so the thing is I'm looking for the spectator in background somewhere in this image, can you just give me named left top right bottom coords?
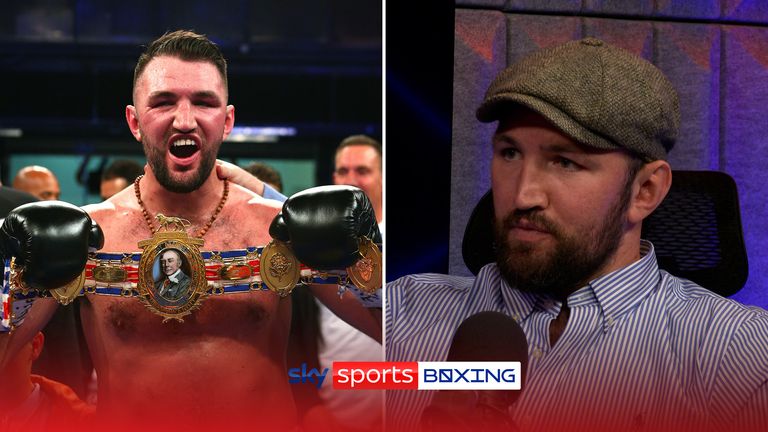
left=100, top=159, right=144, bottom=200
left=289, top=134, right=385, bottom=432
left=12, top=166, right=61, bottom=201
left=0, top=331, right=94, bottom=430
left=319, top=134, right=383, bottom=431
left=333, top=135, right=383, bottom=225
left=243, top=161, right=283, bottom=193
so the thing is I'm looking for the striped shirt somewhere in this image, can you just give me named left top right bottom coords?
left=386, top=241, right=768, bottom=431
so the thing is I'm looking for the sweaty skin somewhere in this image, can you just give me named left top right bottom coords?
left=83, top=176, right=292, bottom=430
left=2, top=51, right=381, bottom=430
left=71, top=52, right=302, bottom=429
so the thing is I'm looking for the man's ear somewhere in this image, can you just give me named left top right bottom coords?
left=30, top=332, right=44, bottom=362
left=222, top=105, right=235, bottom=140
left=126, top=105, right=141, bottom=142
left=626, top=160, right=672, bottom=225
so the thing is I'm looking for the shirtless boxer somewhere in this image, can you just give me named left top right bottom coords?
left=2, top=30, right=380, bottom=431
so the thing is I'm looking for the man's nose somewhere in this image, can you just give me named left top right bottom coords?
left=173, top=101, right=197, bottom=132
left=510, top=163, right=548, bottom=211
left=344, top=173, right=361, bottom=187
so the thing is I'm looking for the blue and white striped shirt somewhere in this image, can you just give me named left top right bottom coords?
left=386, top=241, right=768, bottom=431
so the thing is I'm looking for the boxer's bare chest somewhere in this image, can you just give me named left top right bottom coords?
left=83, top=201, right=286, bottom=342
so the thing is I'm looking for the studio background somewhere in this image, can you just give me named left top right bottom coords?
left=386, top=1, right=768, bottom=310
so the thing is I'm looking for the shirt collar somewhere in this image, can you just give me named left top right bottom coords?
left=488, top=240, right=661, bottom=330
left=587, top=239, right=660, bottom=330
left=168, top=269, right=182, bottom=283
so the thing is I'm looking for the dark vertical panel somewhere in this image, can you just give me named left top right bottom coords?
left=386, top=0, right=454, bottom=280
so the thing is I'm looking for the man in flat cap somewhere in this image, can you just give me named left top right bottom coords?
left=386, top=38, right=768, bottom=431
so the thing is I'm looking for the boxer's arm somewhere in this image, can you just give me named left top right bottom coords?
left=216, top=159, right=266, bottom=196
left=0, top=201, right=103, bottom=366
left=270, top=185, right=383, bottom=340
left=262, top=183, right=287, bottom=202
left=216, top=159, right=288, bottom=201
left=309, top=285, right=381, bottom=343
left=0, top=298, right=57, bottom=368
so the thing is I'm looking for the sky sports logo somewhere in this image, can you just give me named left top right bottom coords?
left=288, top=361, right=521, bottom=390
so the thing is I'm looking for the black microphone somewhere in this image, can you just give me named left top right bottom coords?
left=420, top=311, right=528, bottom=432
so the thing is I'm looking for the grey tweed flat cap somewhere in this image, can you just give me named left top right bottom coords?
left=476, top=37, right=680, bottom=161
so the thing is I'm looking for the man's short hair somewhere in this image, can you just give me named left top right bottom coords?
left=102, top=159, right=144, bottom=183
left=133, top=30, right=228, bottom=95
left=335, top=135, right=382, bottom=166
left=243, top=162, right=283, bottom=193
left=162, top=249, right=182, bottom=260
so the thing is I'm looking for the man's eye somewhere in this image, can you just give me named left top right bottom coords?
left=499, top=148, right=519, bottom=160
left=554, top=157, right=579, bottom=170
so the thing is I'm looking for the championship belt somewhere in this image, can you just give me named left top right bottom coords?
left=2, top=216, right=383, bottom=325
left=260, top=239, right=301, bottom=297
left=262, top=235, right=382, bottom=309
left=262, top=235, right=382, bottom=295
left=346, top=236, right=382, bottom=294
left=2, top=259, right=39, bottom=333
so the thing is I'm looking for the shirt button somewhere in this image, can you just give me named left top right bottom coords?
left=532, top=347, right=543, bottom=359
left=606, top=316, right=615, bottom=327
left=581, top=37, right=603, bottom=47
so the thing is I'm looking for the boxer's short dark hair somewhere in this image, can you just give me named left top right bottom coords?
left=133, top=30, right=228, bottom=95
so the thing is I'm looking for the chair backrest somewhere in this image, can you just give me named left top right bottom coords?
left=461, top=170, right=748, bottom=296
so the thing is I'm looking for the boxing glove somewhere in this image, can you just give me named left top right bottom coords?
left=0, top=201, right=103, bottom=290
left=269, top=185, right=380, bottom=270
left=89, top=218, right=105, bottom=252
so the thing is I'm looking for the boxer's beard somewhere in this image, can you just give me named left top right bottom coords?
left=142, top=136, right=219, bottom=193
left=494, top=183, right=632, bottom=299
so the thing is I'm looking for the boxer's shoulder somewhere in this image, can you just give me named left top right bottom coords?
left=198, top=186, right=279, bottom=247
left=83, top=190, right=146, bottom=250
left=85, top=189, right=141, bottom=221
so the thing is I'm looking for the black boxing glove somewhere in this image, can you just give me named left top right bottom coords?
left=89, top=218, right=105, bottom=252
left=269, top=185, right=380, bottom=270
left=0, top=201, right=103, bottom=290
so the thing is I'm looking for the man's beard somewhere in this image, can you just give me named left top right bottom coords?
left=494, top=185, right=631, bottom=299
left=143, top=136, right=219, bottom=193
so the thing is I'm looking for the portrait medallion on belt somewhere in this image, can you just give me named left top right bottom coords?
left=137, top=215, right=207, bottom=322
